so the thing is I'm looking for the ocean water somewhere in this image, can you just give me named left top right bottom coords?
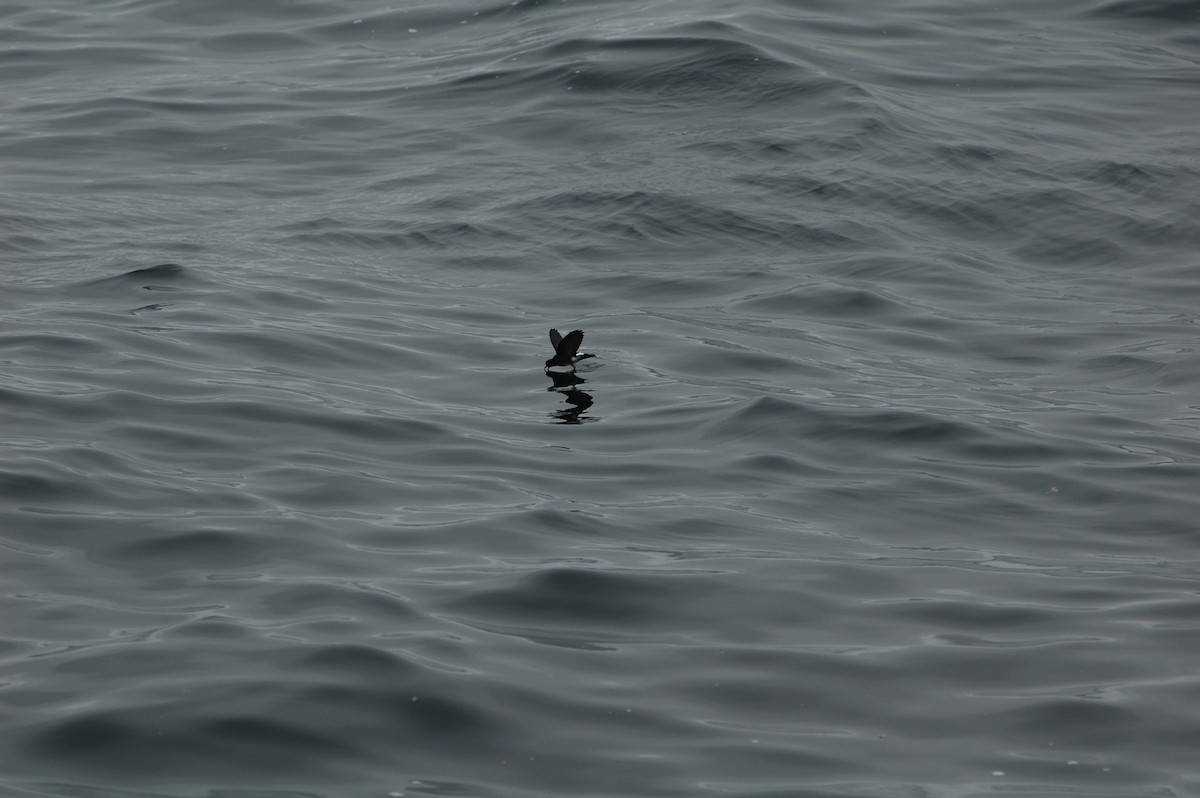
left=3, top=0, right=1199, bottom=796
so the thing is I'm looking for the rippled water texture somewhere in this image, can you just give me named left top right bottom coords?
left=3, top=0, right=1199, bottom=796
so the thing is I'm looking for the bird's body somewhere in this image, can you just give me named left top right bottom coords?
left=545, top=328, right=595, bottom=370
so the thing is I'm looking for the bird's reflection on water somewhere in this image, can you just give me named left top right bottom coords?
left=545, top=369, right=594, bottom=424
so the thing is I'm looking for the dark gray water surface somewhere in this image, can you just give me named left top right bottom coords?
left=3, top=1, right=1199, bottom=796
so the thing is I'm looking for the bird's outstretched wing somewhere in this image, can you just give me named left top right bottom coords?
left=558, top=329, right=585, bottom=358
left=549, top=329, right=564, bottom=350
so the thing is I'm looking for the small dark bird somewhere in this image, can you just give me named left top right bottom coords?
left=545, top=328, right=595, bottom=370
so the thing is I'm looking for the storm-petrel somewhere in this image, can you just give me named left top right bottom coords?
left=545, top=328, right=595, bottom=370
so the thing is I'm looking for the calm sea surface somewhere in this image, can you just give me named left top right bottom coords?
left=3, top=0, right=1199, bottom=796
